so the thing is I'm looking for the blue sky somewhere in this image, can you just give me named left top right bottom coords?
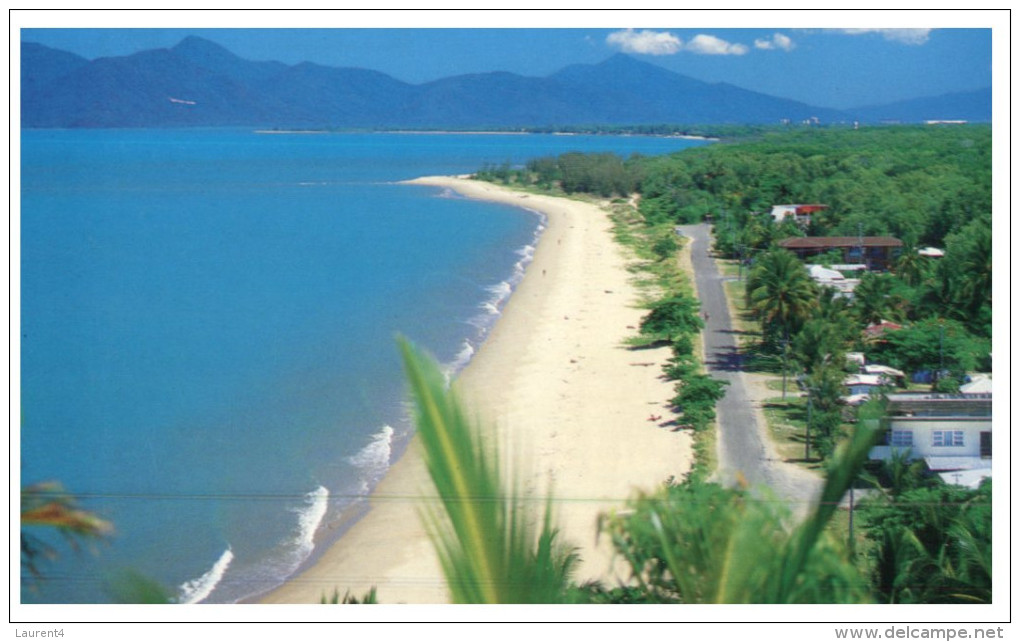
left=18, top=11, right=1000, bottom=110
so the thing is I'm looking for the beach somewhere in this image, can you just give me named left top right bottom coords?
left=259, top=176, right=693, bottom=604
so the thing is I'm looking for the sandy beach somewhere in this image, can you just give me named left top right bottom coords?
left=260, top=176, right=693, bottom=604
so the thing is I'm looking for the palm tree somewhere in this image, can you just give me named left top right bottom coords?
left=793, top=317, right=848, bottom=376
left=949, top=219, right=992, bottom=317
left=859, top=480, right=991, bottom=603
left=745, top=248, right=818, bottom=348
left=853, top=272, right=901, bottom=326
left=893, top=248, right=929, bottom=288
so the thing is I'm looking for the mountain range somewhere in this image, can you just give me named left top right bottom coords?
left=20, top=36, right=992, bottom=129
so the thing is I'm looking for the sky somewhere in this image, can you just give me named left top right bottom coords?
left=16, top=10, right=1001, bottom=111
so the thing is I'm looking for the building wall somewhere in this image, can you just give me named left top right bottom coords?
left=886, top=417, right=992, bottom=458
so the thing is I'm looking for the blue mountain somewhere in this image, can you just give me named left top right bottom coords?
left=846, top=87, right=993, bottom=123
left=20, top=37, right=991, bottom=129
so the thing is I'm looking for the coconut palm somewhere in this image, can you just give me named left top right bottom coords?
left=745, top=248, right=818, bottom=348
left=948, top=219, right=992, bottom=318
left=859, top=480, right=991, bottom=603
left=893, top=248, right=930, bottom=288
left=853, top=272, right=902, bottom=326
left=793, top=316, right=848, bottom=376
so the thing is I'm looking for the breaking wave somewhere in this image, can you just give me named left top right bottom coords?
left=178, top=546, right=234, bottom=604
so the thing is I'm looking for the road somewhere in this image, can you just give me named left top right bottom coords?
left=678, top=223, right=823, bottom=516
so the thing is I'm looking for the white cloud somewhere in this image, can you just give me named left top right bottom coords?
left=754, top=33, right=795, bottom=51
left=606, top=29, right=753, bottom=57
left=606, top=29, right=682, bottom=55
left=684, top=34, right=749, bottom=56
left=837, top=28, right=933, bottom=45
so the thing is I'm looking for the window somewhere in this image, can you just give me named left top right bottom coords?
left=932, top=430, right=964, bottom=447
left=890, top=431, right=913, bottom=447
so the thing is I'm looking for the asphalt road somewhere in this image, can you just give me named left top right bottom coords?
left=678, top=223, right=823, bottom=515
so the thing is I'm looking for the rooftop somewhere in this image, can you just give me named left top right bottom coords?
left=779, top=236, right=904, bottom=250
left=887, top=392, right=992, bottom=417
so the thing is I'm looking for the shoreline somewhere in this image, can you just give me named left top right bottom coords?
left=258, top=177, right=693, bottom=604
left=250, top=129, right=718, bottom=141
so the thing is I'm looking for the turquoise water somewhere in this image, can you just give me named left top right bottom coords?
left=19, top=129, right=706, bottom=603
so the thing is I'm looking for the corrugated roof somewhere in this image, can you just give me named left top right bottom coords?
left=778, top=236, right=904, bottom=249
left=924, top=456, right=990, bottom=471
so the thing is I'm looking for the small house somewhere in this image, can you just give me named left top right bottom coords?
left=869, top=391, right=993, bottom=486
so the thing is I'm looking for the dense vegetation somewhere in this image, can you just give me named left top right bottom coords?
left=466, top=124, right=992, bottom=605
left=481, top=125, right=991, bottom=255
left=479, top=124, right=993, bottom=372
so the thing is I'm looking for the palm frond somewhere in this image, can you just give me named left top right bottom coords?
left=21, top=482, right=114, bottom=538
left=769, top=410, right=881, bottom=601
left=398, top=337, right=578, bottom=603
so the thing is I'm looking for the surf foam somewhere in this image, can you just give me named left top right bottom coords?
left=178, top=546, right=234, bottom=604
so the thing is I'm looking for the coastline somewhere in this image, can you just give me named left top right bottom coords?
left=259, top=176, right=693, bottom=604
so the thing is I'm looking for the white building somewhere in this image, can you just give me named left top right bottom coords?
left=770, top=203, right=827, bottom=227
left=808, top=264, right=859, bottom=296
left=869, top=392, right=992, bottom=485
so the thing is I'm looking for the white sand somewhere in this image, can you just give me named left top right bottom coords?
left=259, top=177, right=692, bottom=604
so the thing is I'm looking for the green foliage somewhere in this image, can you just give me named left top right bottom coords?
left=639, top=291, right=727, bottom=434
left=525, top=155, right=560, bottom=188
left=651, top=233, right=679, bottom=262
left=805, top=249, right=844, bottom=265
left=633, top=125, right=990, bottom=257
left=858, top=480, right=991, bottom=603
left=793, top=317, right=849, bottom=376
left=942, top=215, right=993, bottom=335
left=871, top=317, right=989, bottom=387
left=670, top=374, right=728, bottom=431
left=558, top=152, right=638, bottom=197
left=475, top=160, right=516, bottom=184
left=639, top=294, right=704, bottom=343
left=321, top=587, right=378, bottom=604
left=598, top=419, right=881, bottom=603
left=104, top=571, right=174, bottom=604
left=876, top=449, right=932, bottom=498
left=745, top=248, right=819, bottom=347
left=398, top=338, right=579, bottom=603
left=853, top=272, right=904, bottom=326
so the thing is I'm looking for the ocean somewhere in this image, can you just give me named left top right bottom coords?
left=19, top=129, right=707, bottom=604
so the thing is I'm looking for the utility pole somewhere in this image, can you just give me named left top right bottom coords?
left=781, top=331, right=789, bottom=400
left=805, top=392, right=813, bottom=460
left=848, top=484, right=856, bottom=555
left=857, top=221, right=865, bottom=269
left=940, top=323, right=945, bottom=373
